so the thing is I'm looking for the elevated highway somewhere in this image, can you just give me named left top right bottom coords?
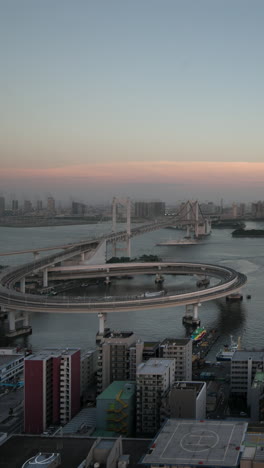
left=0, top=260, right=247, bottom=313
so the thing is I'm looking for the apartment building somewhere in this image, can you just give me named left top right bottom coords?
left=136, top=358, right=175, bottom=436
left=24, top=348, right=80, bottom=434
left=159, top=338, right=192, bottom=381
left=97, top=331, right=143, bottom=393
left=81, top=349, right=97, bottom=396
left=231, top=350, right=264, bottom=405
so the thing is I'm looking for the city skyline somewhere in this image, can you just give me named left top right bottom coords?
left=1, top=1, right=264, bottom=201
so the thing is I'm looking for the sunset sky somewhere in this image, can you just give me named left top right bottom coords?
left=1, top=0, right=264, bottom=203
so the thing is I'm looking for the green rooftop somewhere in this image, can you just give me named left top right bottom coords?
left=97, top=381, right=135, bottom=400
left=253, top=371, right=264, bottom=387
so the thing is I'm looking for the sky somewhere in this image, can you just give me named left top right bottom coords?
left=1, top=0, right=264, bottom=204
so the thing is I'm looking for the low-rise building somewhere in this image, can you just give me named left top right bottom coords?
left=161, top=381, right=206, bottom=420
left=142, top=419, right=248, bottom=468
left=0, top=348, right=24, bottom=384
left=96, top=381, right=136, bottom=436
left=249, top=369, right=264, bottom=421
left=231, top=350, right=264, bottom=405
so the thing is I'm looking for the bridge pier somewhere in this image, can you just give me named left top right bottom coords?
left=104, top=276, right=111, bottom=285
left=20, top=277, right=26, bottom=293
left=33, top=251, right=40, bottom=260
left=98, top=312, right=107, bottom=335
left=43, top=267, right=48, bottom=287
left=8, top=310, right=16, bottom=332
left=182, top=303, right=201, bottom=326
left=155, top=274, right=164, bottom=284
left=6, top=310, right=32, bottom=338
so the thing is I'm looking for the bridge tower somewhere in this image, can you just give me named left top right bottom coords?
left=111, top=197, right=131, bottom=258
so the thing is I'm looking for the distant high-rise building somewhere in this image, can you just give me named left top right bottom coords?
left=36, top=200, right=43, bottom=211
left=232, top=203, right=238, bottom=218
left=23, top=200, right=32, bottom=212
left=24, top=348, right=80, bottom=434
left=0, top=196, right=5, bottom=215
left=12, top=199, right=19, bottom=211
left=134, top=201, right=165, bottom=218
left=72, top=201, right=87, bottom=215
left=47, top=197, right=55, bottom=213
left=239, top=203, right=246, bottom=217
left=251, top=201, right=264, bottom=218
left=136, top=358, right=175, bottom=435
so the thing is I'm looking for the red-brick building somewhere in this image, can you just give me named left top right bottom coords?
left=24, top=348, right=80, bottom=434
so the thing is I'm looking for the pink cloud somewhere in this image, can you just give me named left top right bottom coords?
left=1, top=161, right=264, bottom=186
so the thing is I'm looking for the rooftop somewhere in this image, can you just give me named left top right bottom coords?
left=25, top=348, right=80, bottom=361
left=252, top=371, right=264, bottom=387
left=62, top=408, right=96, bottom=434
left=97, top=381, right=136, bottom=400
left=172, top=381, right=205, bottom=394
left=232, top=350, right=264, bottom=361
left=0, top=436, right=151, bottom=468
left=137, top=359, right=174, bottom=375
left=0, top=354, right=24, bottom=368
left=161, top=338, right=191, bottom=346
left=22, top=452, right=60, bottom=468
left=141, top=419, right=247, bottom=467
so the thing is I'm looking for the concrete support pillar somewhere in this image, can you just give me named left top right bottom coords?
left=33, top=251, right=40, bottom=260
left=81, top=252, right=85, bottom=262
left=183, top=304, right=200, bottom=326
left=43, top=268, right=48, bottom=288
left=8, top=311, right=16, bottom=332
left=20, top=277, right=26, bottom=293
left=193, top=304, right=199, bottom=321
left=155, top=274, right=164, bottom=284
left=98, top=313, right=107, bottom=335
left=22, top=311, right=29, bottom=327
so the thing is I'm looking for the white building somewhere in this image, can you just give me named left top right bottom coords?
left=0, top=348, right=24, bottom=384
left=136, top=358, right=175, bottom=436
left=160, top=338, right=192, bottom=381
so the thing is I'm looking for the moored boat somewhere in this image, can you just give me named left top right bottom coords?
left=216, top=336, right=240, bottom=361
left=156, top=238, right=199, bottom=246
left=191, top=327, right=207, bottom=341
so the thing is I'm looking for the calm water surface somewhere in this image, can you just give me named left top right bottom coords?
left=0, top=221, right=264, bottom=356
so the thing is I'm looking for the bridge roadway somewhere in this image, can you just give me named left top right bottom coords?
left=0, top=258, right=247, bottom=313
left=0, top=216, right=201, bottom=256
